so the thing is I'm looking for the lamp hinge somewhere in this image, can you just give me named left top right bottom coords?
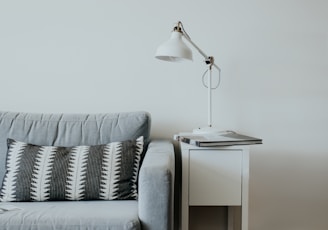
left=205, top=56, right=214, bottom=69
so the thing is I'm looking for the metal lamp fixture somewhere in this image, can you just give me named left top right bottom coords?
left=155, top=21, right=222, bottom=134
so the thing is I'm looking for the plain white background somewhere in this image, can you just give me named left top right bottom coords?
left=0, top=1, right=327, bottom=229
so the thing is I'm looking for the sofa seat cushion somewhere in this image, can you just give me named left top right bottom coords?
left=0, top=200, right=140, bottom=230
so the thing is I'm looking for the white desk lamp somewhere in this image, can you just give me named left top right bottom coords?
left=155, top=21, right=222, bottom=134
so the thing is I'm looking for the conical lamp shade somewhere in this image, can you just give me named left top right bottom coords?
left=155, top=31, right=193, bottom=62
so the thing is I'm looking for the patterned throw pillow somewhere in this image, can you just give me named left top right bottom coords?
left=0, top=137, right=143, bottom=202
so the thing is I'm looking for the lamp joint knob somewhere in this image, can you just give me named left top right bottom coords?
left=205, top=56, right=214, bottom=69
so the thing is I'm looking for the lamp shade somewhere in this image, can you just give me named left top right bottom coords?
left=155, top=31, right=193, bottom=62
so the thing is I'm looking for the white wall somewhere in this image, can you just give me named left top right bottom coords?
left=0, top=0, right=327, bottom=229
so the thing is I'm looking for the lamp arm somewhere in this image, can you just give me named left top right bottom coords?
left=181, top=31, right=221, bottom=129
left=174, top=21, right=222, bottom=130
left=181, top=33, right=221, bottom=72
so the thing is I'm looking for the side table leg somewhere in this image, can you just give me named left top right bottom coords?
left=228, top=206, right=242, bottom=230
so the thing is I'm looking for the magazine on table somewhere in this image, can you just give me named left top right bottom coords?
left=175, top=131, right=262, bottom=147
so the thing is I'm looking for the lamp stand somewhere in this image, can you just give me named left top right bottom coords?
left=208, top=62, right=213, bottom=129
left=192, top=57, right=221, bottom=134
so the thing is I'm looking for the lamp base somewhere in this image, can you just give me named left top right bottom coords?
left=192, top=126, right=231, bottom=135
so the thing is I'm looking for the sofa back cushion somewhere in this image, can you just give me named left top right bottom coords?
left=0, top=111, right=151, bottom=186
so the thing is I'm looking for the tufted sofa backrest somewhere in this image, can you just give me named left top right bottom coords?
left=0, top=111, right=151, bottom=185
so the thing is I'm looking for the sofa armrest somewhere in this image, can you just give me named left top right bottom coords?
left=138, top=140, right=175, bottom=230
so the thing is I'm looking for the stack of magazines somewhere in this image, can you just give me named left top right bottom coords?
left=175, top=131, right=262, bottom=147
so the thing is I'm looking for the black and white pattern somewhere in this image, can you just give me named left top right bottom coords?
left=0, top=137, right=143, bottom=202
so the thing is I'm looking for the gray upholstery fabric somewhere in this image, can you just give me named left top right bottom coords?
left=0, top=111, right=175, bottom=230
left=138, top=141, right=175, bottom=230
left=0, top=201, right=140, bottom=230
left=0, top=111, right=150, bottom=185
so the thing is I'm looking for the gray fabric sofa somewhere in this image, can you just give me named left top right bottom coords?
left=0, top=111, right=175, bottom=230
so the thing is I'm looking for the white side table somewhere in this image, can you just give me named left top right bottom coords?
left=179, top=142, right=250, bottom=230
